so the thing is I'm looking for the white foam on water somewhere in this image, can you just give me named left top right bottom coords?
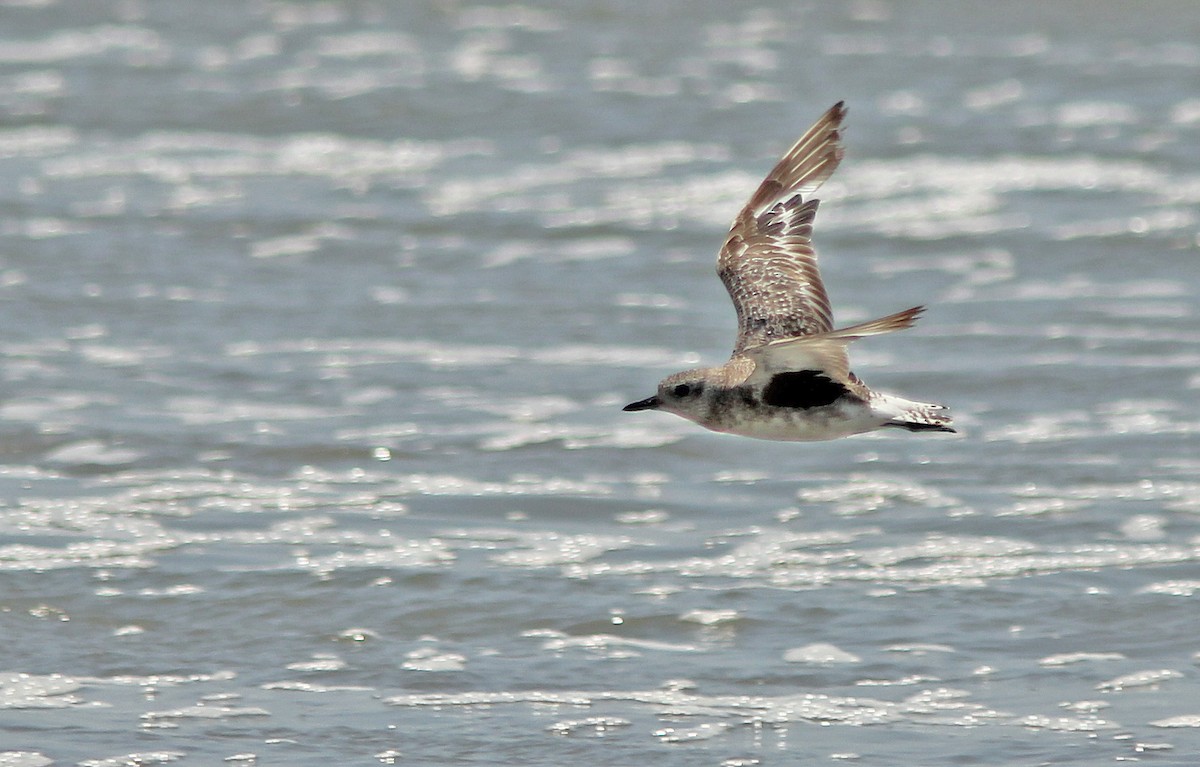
left=489, top=531, right=635, bottom=568
left=587, top=57, right=685, bottom=99
left=43, top=439, right=142, bottom=466
left=140, top=704, right=271, bottom=721
left=533, top=630, right=700, bottom=657
left=482, top=236, right=635, bottom=267
left=546, top=716, right=631, bottom=736
left=1040, top=652, right=1127, bottom=667
left=386, top=473, right=613, bottom=498
left=314, top=31, right=424, bottom=60
left=679, top=609, right=738, bottom=625
left=798, top=474, right=964, bottom=516
left=1119, top=514, right=1167, bottom=541
left=616, top=510, right=669, bottom=525
left=389, top=684, right=1012, bottom=728
left=84, top=670, right=236, bottom=688
left=386, top=689, right=595, bottom=707
left=77, top=754, right=185, bottom=767
left=295, top=540, right=453, bottom=573
left=567, top=526, right=1200, bottom=588
left=566, top=527, right=869, bottom=581
left=614, top=292, right=688, bottom=310
left=1016, top=714, right=1119, bottom=732
left=654, top=722, right=730, bottom=743
left=455, top=5, right=563, bottom=31
left=1052, top=207, right=1197, bottom=240
left=260, top=680, right=374, bottom=693
left=425, top=142, right=730, bottom=220
left=963, top=79, right=1024, bottom=111
left=447, top=30, right=555, bottom=93
left=529, top=344, right=700, bottom=368
left=225, top=336, right=699, bottom=372
left=284, top=654, right=346, bottom=672
left=0, top=540, right=161, bottom=571
left=1150, top=714, right=1200, bottom=728
left=0, top=753, right=54, bottom=767
left=981, top=279, right=1192, bottom=310
left=1055, top=101, right=1140, bottom=128
left=1013, top=478, right=1200, bottom=505
left=713, top=470, right=772, bottom=483
left=249, top=223, right=354, bottom=259
left=480, top=421, right=686, bottom=451
left=0, top=672, right=83, bottom=709
left=0, top=393, right=89, bottom=422
left=873, top=249, right=1016, bottom=301
left=783, top=643, right=862, bottom=665
left=137, top=584, right=203, bottom=597
left=78, top=343, right=173, bottom=367
left=335, top=628, right=379, bottom=643
left=1061, top=700, right=1110, bottom=714
left=1138, top=580, right=1200, bottom=597
left=402, top=646, right=467, bottom=672
left=990, top=405, right=1197, bottom=443
left=883, top=644, right=956, bottom=656
left=856, top=675, right=941, bottom=687
left=0, top=125, right=76, bottom=155
left=1095, top=669, right=1183, bottom=692
left=860, top=536, right=1037, bottom=568
left=0, top=7, right=1195, bottom=766
left=40, top=130, right=488, bottom=189
left=0, top=25, right=164, bottom=65
left=421, top=388, right=579, bottom=422
left=166, top=396, right=351, bottom=425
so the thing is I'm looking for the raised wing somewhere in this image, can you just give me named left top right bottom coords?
left=718, top=101, right=847, bottom=354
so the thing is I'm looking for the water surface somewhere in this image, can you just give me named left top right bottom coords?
left=1, top=1, right=1199, bottom=765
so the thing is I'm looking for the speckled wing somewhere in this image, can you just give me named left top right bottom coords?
left=718, top=101, right=846, bottom=355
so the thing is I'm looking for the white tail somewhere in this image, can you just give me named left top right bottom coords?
left=871, top=392, right=956, bottom=433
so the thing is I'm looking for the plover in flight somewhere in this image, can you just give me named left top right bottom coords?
left=623, top=102, right=955, bottom=440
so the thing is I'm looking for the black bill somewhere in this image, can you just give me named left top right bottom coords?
left=622, top=395, right=661, bottom=412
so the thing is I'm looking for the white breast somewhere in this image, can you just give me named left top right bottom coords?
left=713, top=399, right=884, bottom=442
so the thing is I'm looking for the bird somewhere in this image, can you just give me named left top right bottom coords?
left=622, top=101, right=955, bottom=441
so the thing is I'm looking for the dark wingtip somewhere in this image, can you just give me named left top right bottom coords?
left=901, top=305, right=926, bottom=328
left=828, top=102, right=848, bottom=145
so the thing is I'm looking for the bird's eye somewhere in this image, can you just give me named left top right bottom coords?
left=673, top=384, right=692, bottom=397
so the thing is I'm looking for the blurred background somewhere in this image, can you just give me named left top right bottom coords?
left=1, top=1, right=1198, bottom=764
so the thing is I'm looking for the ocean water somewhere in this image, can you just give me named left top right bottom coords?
left=1, top=1, right=1199, bottom=765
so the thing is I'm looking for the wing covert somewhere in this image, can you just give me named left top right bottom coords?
left=717, top=101, right=847, bottom=354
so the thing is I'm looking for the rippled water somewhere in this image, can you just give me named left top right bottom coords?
left=1, top=1, right=1199, bottom=765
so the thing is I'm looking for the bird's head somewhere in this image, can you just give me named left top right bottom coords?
left=623, top=368, right=713, bottom=422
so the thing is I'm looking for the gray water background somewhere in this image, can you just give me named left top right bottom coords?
left=1, top=1, right=1199, bottom=765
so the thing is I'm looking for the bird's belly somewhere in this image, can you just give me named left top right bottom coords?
left=710, top=399, right=882, bottom=442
